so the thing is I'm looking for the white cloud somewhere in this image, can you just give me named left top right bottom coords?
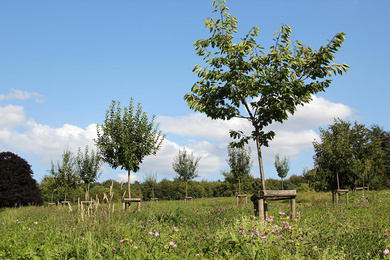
left=280, top=95, right=354, bottom=129
left=116, top=172, right=141, bottom=183
left=0, top=105, right=26, bottom=129
left=0, top=89, right=44, bottom=103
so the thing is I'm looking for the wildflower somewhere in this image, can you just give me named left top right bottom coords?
left=33, top=222, right=38, bottom=225
left=319, top=248, right=323, bottom=252
left=174, top=227, right=179, bottom=232
left=384, top=249, right=389, bottom=256
left=169, top=242, right=177, bottom=248
left=279, top=211, right=285, bottom=216
left=215, top=250, right=218, bottom=254
left=384, top=233, right=389, bottom=238
left=155, top=231, right=159, bottom=237
left=112, top=248, right=116, bottom=252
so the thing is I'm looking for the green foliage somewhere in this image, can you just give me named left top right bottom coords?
left=49, top=147, right=78, bottom=201
left=184, top=0, right=348, bottom=187
left=96, top=99, right=165, bottom=173
left=172, top=148, right=201, bottom=182
left=95, top=99, right=165, bottom=198
left=76, top=146, right=102, bottom=195
left=313, top=119, right=384, bottom=191
left=172, top=148, right=201, bottom=197
left=226, top=146, right=252, bottom=194
left=274, top=153, right=290, bottom=189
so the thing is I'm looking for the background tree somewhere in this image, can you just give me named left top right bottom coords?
left=369, top=125, right=390, bottom=189
left=0, top=151, right=43, bottom=207
left=49, top=147, right=78, bottom=201
left=313, top=119, right=382, bottom=190
left=76, top=145, right=102, bottom=200
left=142, top=171, right=157, bottom=200
left=39, top=174, right=57, bottom=203
left=227, top=146, right=252, bottom=194
left=184, top=0, right=349, bottom=191
left=274, top=153, right=290, bottom=190
left=172, top=148, right=201, bottom=198
left=95, top=99, right=165, bottom=198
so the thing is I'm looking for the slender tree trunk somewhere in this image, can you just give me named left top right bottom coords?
left=128, top=170, right=131, bottom=199
left=65, top=191, right=67, bottom=201
left=256, top=136, right=266, bottom=192
left=186, top=181, right=188, bottom=197
left=281, top=179, right=284, bottom=190
left=336, top=163, right=340, bottom=190
left=239, top=178, right=241, bottom=195
left=362, top=176, right=365, bottom=196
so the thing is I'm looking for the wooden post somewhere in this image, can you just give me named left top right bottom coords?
left=291, top=197, right=296, bottom=220
left=259, top=198, right=264, bottom=220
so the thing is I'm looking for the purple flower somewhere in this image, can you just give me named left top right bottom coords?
left=384, top=249, right=389, bottom=256
left=112, top=248, right=116, bottom=252
left=169, top=242, right=177, bottom=248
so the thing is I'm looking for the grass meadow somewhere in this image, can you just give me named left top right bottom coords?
left=1, top=190, right=390, bottom=259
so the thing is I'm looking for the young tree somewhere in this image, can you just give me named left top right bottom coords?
left=274, top=153, right=290, bottom=190
left=172, top=148, right=201, bottom=197
left=49, top=147, right=78, bottom=201
left=143, top=171, right=157, bottom=200
left=0, top=151, right=43, bottom=207
left=227, top=146, right=252, bottom=194
left=76, top=145, right=102, bottom=200
left=184, top=0, right=348, bottom=191
left=95, top=99, right=165, bottom=198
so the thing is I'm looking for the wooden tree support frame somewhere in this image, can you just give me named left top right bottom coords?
left=184, top=197, right=193, bottom=202
left=331, top=189, right=349, bottom=204
left=354, top=186, right=369, bottom=195
left=236, top=194, right=248, bottom=207
left=251, top=190, right=297, bottom=221
left=122, top=198, right=141, bottom=211
left=61, top=201, right=71, bottom=206
left=80, top=201, right=95, bottom=210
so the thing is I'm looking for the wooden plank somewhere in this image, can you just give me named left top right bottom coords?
left=261, top=190, right=297, bottom=197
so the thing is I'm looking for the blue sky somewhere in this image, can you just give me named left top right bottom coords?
left=1, top=0, right=389, bottom=184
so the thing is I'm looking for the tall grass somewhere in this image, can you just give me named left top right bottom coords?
left=1, top=191, right=389, bottom=259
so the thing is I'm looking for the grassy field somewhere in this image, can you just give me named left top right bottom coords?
left=1, top=190, right=390, bottom=259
